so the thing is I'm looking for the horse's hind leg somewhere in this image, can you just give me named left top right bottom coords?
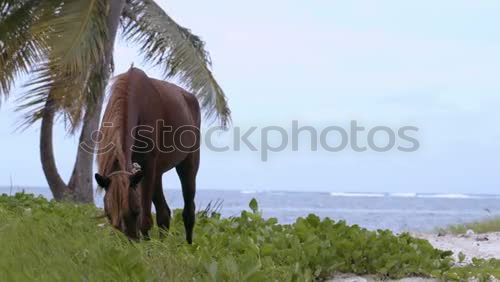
left=153, top=176, right=171, bottom=237
left=175, top=152, right=199, bottom=244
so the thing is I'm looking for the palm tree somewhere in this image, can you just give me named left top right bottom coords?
left=0, top=0, right=230, bottom=203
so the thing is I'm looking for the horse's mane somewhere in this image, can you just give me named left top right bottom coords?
left=96, top=71, right=132, bottom=226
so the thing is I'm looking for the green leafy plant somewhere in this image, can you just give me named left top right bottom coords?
left=1, top=193, right=499, bottom=281
left=458, top=252, right=466, bottom=263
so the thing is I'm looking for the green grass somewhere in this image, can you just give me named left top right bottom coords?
left=0, top=193, right=499, bottom=281
left=437, top=217, right=500, bottom=235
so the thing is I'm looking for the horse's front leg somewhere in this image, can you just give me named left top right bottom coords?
left=139, top=162, right=156, bottom=240
left=153, top=174, right=171, bottom=238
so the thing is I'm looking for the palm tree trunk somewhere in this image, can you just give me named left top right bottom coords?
left=40, top=0, right=126, bottom=203
left=40, top=97, right=69, bottom=201
left=67, top=101, right=103, bottom=203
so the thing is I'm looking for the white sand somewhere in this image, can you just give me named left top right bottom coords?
left=328, top=232, right=500, bottom=282
left=414, top=232, right=500, bottom=264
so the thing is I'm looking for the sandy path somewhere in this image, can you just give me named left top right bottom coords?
left=328, top=232, right=500, bottom=282
left=414, top=232, right=500, bottom=264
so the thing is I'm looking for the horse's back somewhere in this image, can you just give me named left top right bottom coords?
left=125, top=69, right=200, bottom=171
left=149, top=78, right=201, bottom=128
left=123, top=68, right=198, bottom=126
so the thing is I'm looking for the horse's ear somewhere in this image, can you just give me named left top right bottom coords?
left=95, top=173, right=111, bottom=190
left=129, top=171, right=143, bottom=189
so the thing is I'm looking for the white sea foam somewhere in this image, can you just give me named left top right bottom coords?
left=328, top=192, right=491, bottom=199
left=330, top=192, right=386, bottom=197
left=416, top=193, right=478, bottom=199
left=240, top=190, right=257, bottom=194
left=389, top=193, right=417, bottom=197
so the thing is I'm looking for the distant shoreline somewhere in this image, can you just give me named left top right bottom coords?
left=2, top=186, right=500, bottom=199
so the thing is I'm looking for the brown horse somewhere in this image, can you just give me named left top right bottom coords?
left=94, top=67, right=200, bottom=243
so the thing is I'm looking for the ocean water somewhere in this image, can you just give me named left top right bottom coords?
left=2, top=186, right=500, bottom=233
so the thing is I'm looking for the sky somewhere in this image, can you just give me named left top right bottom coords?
left=0, top=0, right=499, bottom=194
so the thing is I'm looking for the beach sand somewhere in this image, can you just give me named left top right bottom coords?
left=328, top=232, right=500, bottom=282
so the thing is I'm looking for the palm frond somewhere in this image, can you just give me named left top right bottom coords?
left=121, top=0, right=231, bottom=128
left=17, top=0, right=109, bottom=129
left=0, top=0, right=50, bottom=101
left=0, top=0, right=33, bottom=18
left=16, top=60, right=108, bottom=132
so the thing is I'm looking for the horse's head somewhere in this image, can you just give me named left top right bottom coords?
left=95, top=171, right=143, bottom=240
